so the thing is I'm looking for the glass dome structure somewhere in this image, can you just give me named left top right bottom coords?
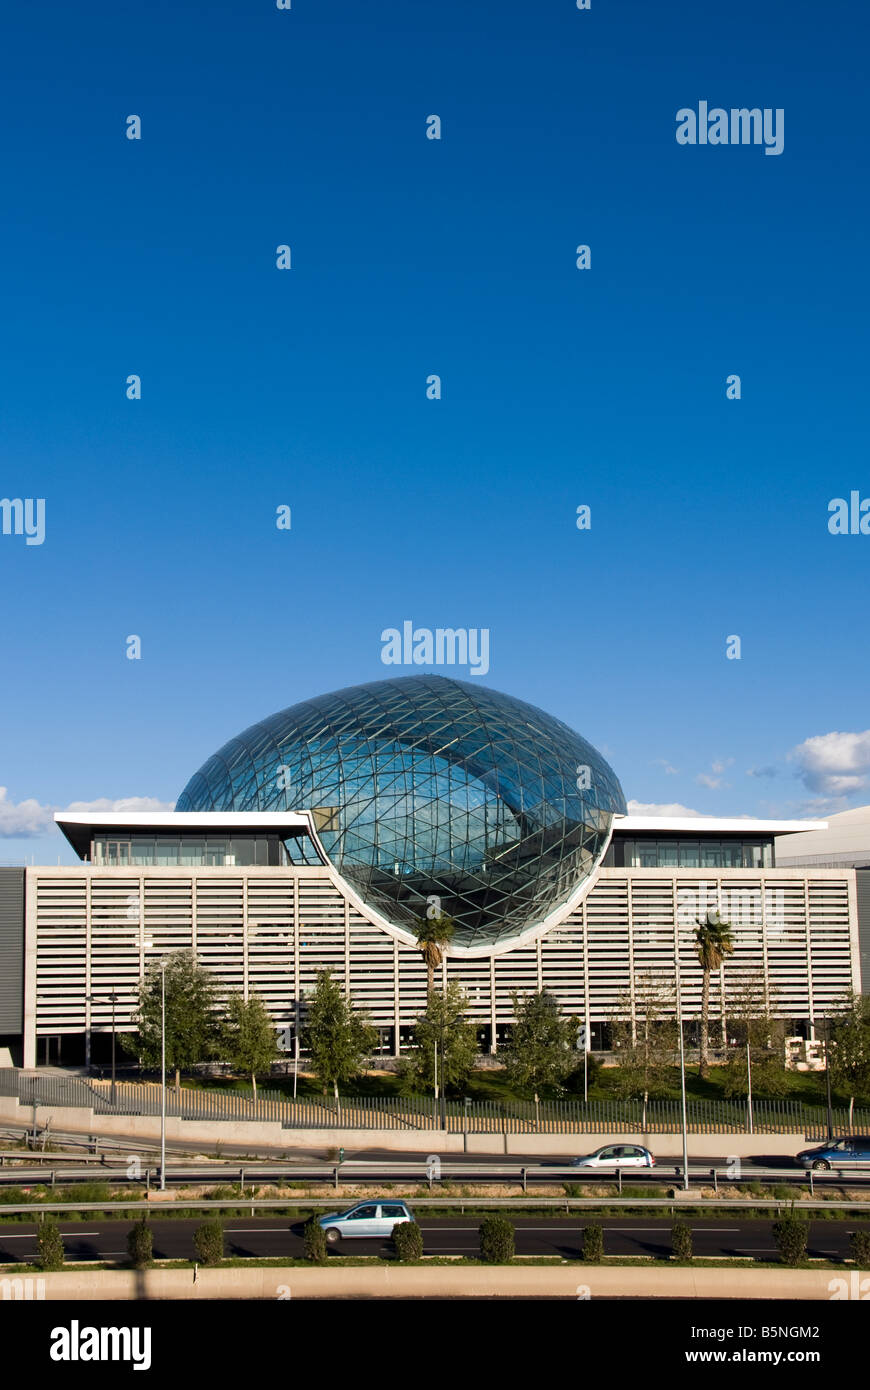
left=176, top=675, right=626, bottom=950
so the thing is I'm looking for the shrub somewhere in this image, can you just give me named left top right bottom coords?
left=671, top=1219, right=693, bottom=1262
left=37, top=1218, right=65, bottom=1271
left=772, top=1210, right=809, bottom=1267
left=479, top=1214, right=515, bottom=1264
left=564, top=1056, right=602, bottom=1094
left=303, top=1215, right=328, bottom=1264
left=582, top=1222, right=604, bottom=1263
left=393, top=1221, right=424, bottom=1262
left=192, top=1219, right=224, bottom=1266
left=127, top=1218, right=153, bottom=1269
left=849, top=1227, right=870, bottom=1268
left=0, top=1186, right=35, bottom=1206
left=58, top=1182, right=110, bottom=1204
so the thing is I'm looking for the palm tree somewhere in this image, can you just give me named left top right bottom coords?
left=694, top=911, right=734, bottom=1078
left=413, top=913, right=455, bottom=995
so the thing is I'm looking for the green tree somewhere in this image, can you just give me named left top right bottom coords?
left=397, top=983, right=477, bottom=1095
left=827, top=994, right=870, bottom=1098
left=221, top=991, right=279, bottom=1102
left=671, top=1219, right=693, bottom=1263
left=724, top=973, right=788, bottom=1100
left=849, top=1227, right=870, bottom=1267
left=694, top=911, right=734, bottom=1078
left=393, top=1221, right=424, bottom=1261
left=193, top=1220, right=224, bottom=1266
left=127, top=1218, right=153, bottom=1269
left=479, top=1214, right=515, bottom=1264
left=582, top=1223, right=604, bottom=1263
left=124, top=950, right=220, bottom=1095
left=610, top=973, right=679, bottom=1103
left=772, top=1209, right=809, bottom=1267
left=304, top=969, right=377, bottom=1103
left=502, top=990, right=576, bottom=1096
left=303, top=1215, right=328, bottom=1264
left=37, top=1218, right=64, bottom=1271
left=413, top=912, right=456, bottom=994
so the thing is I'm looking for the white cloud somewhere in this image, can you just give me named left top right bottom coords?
left=652, top=759, right=680, bottom=776
left=695, top=757, right=734, bottom=790
left=789, top=730, right=870, bottom=796
left=0, top=788, right=55, bottom=837
left=626, top=799, right=704, bottom=817
left=0, top=790, right=175, bottom=839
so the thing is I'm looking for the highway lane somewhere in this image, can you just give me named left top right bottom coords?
left=0, top=1161, right=861, bottom=1189
left=0, top=1217, right=860, bottom=1264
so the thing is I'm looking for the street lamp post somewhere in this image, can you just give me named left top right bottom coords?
left=823, top=1017, right=835, bottom=1142
left=746, top=1040, right=754, bottom=1134
left=155, top=961, right=166, bottom=1189
left=107, top=992, right=119, bottom=1108
left=677, top=1013, right=690, bottom=1192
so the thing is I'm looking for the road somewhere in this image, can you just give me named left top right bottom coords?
left=0, top=1155, right=863, bottom=1189
left=0, top=1216, right=860, bottom=1264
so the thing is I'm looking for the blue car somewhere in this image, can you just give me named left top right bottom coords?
left=796, top=1136, right=870, bottom=1170
left=318, top=1200, right=414, bottom=1245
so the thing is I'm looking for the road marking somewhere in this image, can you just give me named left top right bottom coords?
left=603, top=1227, right=740, bottom=1233
left=0, top=1231, right=100, bottom=1239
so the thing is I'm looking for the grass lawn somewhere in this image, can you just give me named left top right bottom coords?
left=172, top=1065, right=868, bottom=1111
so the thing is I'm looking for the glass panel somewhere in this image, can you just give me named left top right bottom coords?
left=174, top=673, right=627, bottom=949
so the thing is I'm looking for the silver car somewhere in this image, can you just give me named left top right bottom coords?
left=318, top=1200, right=414, bottom=1245
left=571, top=1144, right=655, bottom=1169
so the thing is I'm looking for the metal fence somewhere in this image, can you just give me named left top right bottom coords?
left=1, top=1069, right=866, bottom=1137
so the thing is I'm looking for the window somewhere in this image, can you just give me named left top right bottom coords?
left=621, top=837, right=775, bottom=869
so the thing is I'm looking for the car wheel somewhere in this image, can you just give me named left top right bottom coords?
left=811, top=1159, right=830, bottom=1171
left=325, top=1227, right=341, bottom=1244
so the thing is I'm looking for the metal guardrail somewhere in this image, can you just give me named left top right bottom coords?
left=0, top=1196, right=868, bottom=1215
left=2, top=1069, right=867, bottom=1139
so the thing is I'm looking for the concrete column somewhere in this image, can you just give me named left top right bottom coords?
left=22, top=869, right=38, bottom=1069
left=393, top=936, right=400, bottom=1056
left=84, top=875, right=92, bottom=1069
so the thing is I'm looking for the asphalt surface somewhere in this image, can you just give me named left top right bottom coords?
left=0, top=1155, right=864, bottom=1188
left=0, top=1216, right=861, bottom=1264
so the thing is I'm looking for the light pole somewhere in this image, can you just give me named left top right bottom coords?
left=108, top=992, right=119, bottom=1108
left=141, top=939, right=167, bottom=1189
left=823, top=1017, right=834, bottom=1142
left=677, top=1012, right=690, bottom=1192
left=746, top=1041, right=753, bottom=1135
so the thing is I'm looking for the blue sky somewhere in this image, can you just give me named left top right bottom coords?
left=1, top=0, right=868, bottom=864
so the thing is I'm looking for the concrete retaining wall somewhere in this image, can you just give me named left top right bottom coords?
left=16, top=1265, right=869, bottom=1301
left=0, top=1096, right=808, bottom=1158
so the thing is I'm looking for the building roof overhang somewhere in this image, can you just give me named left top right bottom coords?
left=54, top=811, right=314, bottom=860
left=612, top=815, right=828, bottom=835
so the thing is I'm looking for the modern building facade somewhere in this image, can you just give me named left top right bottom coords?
left=776, top=806, right=870, bottom=996
left=0, top=676, right=863, bottom=1067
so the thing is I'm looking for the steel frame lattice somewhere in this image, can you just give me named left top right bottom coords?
left=177, top=675, right=626, bottom=948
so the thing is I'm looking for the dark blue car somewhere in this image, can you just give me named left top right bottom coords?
left=796, top=1136, right=870, bottom=1170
